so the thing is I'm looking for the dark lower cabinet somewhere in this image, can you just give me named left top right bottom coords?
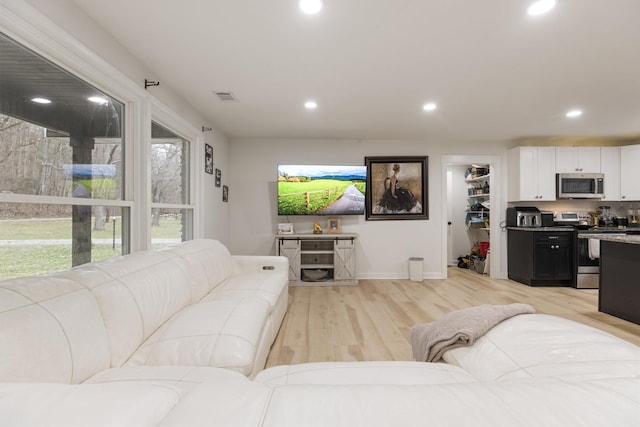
left=599, top=240, right=640, bottom=325
left=508, top=229, right=574, bottom=286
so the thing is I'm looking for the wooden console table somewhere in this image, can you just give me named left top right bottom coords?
left=276, top=233, right=358, bottom=286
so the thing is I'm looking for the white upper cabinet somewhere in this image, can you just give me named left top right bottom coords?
left=600, top=147, right=620, bottom=201
left=620, top=144, right=640, bottom=201
left=555, top=147, right=601, bottom=173
left=507, top=146, right=556, bottom=202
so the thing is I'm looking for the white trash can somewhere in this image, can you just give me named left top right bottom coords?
left=409, top=257, right=424, bottom=282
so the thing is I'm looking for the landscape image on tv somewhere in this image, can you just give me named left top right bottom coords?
left=277, top=165, right=366, bottom=215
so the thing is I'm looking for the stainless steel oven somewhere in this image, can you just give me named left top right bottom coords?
left=575, top=234, right=599, bottom=288
left=575, top=230, right=626, bottom=288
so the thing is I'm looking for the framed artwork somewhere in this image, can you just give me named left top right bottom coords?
left=365, top=156, right=429, bottom=221
left=222, top=185, right=229, bottom=202
left=327, top=218, right=341, bottom=234
left=205, top=144, right=213, bottom=174
left=277, top=223, right=294, bottom=234
left=215, top=168, right=221, bottom=187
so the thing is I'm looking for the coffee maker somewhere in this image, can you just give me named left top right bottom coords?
left=628, top=207, right=639, bottom=228
left=598, top=206, right=613, bottom=227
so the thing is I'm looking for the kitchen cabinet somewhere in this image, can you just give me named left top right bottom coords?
left=620, top=144, right=640, bottom=201
left=507, top=229, right=574, bottom=286
left=533, top=233, right=573, bottom=281
left=600, top=147, right=621, bottom=201
left=507, top=147, right=556, bottom=202
left=555, top=147, right=601, bottom=173
left=276, top=234, right=358, bottom=286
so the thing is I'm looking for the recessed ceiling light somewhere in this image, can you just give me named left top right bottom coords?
left=304, top=100, right=318, bottom=110
left=422, top=102, right=437, bottom=112
left=31, top=97, right=51, bottom=104
left=88, top=96, right=108, bottom=105
left=566, top=109, right=583, bottom=118
left=527, top=0, right=557, bottom=16
left=299, top=0, right=323, bottom=15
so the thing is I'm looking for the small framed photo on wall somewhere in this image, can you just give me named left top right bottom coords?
left=215, top=168, right=221, bottom=187
left=205, top=144, right=213, bottom=174
left=222, top=185, right=229, bottom=202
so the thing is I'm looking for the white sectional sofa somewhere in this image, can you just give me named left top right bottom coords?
left=1, top=239, right=639, bottom=426
left=0, top=239, right=289, bottom=381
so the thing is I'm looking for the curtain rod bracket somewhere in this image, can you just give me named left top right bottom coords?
left=144, top=79, right=160, bottom=89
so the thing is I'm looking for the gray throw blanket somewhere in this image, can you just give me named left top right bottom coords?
left=411, top=303, right=535, bottom=362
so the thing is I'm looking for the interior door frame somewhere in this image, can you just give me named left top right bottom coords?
left=441, top=155, right=502, bottom=280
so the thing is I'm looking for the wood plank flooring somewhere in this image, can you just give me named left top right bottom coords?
left=266, top=267, right=640, bottom=367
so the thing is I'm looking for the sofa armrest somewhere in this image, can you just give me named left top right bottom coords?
left=442, top=314, right=640, bottom=381
left=232, top=255, right=289, bottom=275
left=0, top=382, right=180, bottom=426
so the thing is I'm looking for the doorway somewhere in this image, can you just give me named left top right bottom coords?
left=441, top=155, right=502, bottom=279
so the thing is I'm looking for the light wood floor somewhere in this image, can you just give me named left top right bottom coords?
left=265, top=267, right=640, bottom=367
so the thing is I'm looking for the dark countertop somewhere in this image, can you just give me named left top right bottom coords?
left=508, top=226, right=637, bottom=233
left=507, top=227, right=575, bottom=232
left=576, top=234, right=640, bottom=245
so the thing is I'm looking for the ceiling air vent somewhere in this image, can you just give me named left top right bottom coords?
left=214, top=91, right=238, bottom=102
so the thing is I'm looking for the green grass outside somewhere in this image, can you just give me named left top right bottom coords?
left=0, top=217, right=182, bottom=280
left=0, top=245, right=122, bottom=280
left=0, top=217, right=182, bottom=240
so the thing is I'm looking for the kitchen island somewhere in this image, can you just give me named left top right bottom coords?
left=578, top=234, right=640, bottom=325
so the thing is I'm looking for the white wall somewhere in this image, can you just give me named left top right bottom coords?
left=202, top=130, right=232, bottom=244
left=229, top=138, right=509, bottom=279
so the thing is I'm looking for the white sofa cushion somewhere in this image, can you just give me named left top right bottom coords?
left=87, top=366, right=273, bottom=427
left=443, top=314, right=640, bottom=381
left=126, top=298, right=271, bottom=376
left=206, top=272, right=287, bottom=310
left=204, top=271, right=289, bottom=342
left=68, top=250, right=196, bottom=367
left=260, top=377, right=640, bottom=427
left=86, top=365, right=249, bottom=385
left=0, top=277, right=110, bottom=383
left=0, top=382, right=180, bottom=427
left=255, top=361, right=476, bottom=385
left=163, top=239, right=235, bottom=294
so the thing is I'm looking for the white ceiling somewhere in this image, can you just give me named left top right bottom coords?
left=71, top=0, right=640, bottom=142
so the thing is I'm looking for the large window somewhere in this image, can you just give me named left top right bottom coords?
left=150, top=121, right=193, bottom=248
left=0, top=32, right=129, bottom=279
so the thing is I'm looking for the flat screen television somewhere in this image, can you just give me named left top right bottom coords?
left=278, top=164, right=366, bottom=215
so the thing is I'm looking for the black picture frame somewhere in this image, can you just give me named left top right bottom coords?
left=215, top=168, right=221, bottom=187
left=365, top=156, right=428, bottom=221
left=205, top=144, right=213, bottom=174
left=222, top=185, right=229, bottom=202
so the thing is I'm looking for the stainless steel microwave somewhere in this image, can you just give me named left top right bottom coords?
left=556, top=173, right=604, bottom=199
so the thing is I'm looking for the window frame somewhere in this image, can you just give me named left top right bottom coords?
left=146, top=105, right=202, bottom=246
left=0, top=2, right=204, bottom=268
